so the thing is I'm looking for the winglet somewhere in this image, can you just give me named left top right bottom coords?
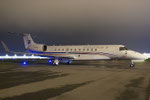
left=1, top=41, right=10, bottom=53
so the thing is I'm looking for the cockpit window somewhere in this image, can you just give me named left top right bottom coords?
left=119, top=47, right=128, bottom=51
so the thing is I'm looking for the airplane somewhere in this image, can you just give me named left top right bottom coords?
left=1, top=33, right=149, bottom=66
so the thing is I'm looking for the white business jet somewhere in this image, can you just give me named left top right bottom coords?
left=1, top=34, right=148, bottom=66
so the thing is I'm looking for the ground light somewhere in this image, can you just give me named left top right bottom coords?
left=48, top=60, right=52, bottom=64
left=22, top=61, right=27, bottom=65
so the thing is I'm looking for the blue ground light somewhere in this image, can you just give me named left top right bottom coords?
left=22, top=61, right=27, bottom=65
left=48, top=60, right=52, bottom=64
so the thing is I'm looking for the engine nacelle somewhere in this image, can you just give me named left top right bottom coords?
left=28, top=44, right=47, bottom=52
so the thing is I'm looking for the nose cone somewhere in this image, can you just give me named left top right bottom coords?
left=127, top=50, right=148, bottom=60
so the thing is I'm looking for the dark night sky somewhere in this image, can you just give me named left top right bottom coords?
left=0, top=0, right=150, bottom=54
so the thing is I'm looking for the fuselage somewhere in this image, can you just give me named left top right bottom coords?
left=27, top=44, right=148, bottom=61
left=22, top=34, right=148, bottom=62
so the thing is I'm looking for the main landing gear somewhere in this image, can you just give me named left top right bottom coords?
left=67, top=60, right=72, bottom=65
left=53, top=59, right=60, bottom=66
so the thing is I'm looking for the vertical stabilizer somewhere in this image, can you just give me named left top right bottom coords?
left=23, top=34, right=35, bottom=49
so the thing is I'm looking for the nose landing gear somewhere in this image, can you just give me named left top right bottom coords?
left=130, top=61, right=135, bottom=68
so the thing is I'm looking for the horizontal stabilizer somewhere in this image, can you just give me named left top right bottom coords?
left=1, top=41, right=10, bottom=53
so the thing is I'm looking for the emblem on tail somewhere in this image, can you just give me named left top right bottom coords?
left=23, top=34, right=35, bottom=49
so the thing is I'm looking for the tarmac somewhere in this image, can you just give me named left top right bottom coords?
left=0, top=60, right=150, bottom=100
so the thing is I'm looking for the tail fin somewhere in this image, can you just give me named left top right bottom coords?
left=23, top=34, right=35, bottom=49
left=1, top=41, right=10, bottom=53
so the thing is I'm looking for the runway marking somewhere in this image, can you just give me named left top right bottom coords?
left=0, top=81, right=93, bottom=100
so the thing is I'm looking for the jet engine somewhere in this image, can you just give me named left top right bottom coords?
left=27, top=44, right=47, bottom=52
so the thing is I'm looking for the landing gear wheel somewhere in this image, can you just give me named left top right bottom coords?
left=130, top=62, right=135, bottom=68
left=53, top=59, right=59, bottom=66
left=67, top=60, right=72, bottom=65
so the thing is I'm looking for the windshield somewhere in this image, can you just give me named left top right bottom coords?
left=119, top=47, right=128, bottom=51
